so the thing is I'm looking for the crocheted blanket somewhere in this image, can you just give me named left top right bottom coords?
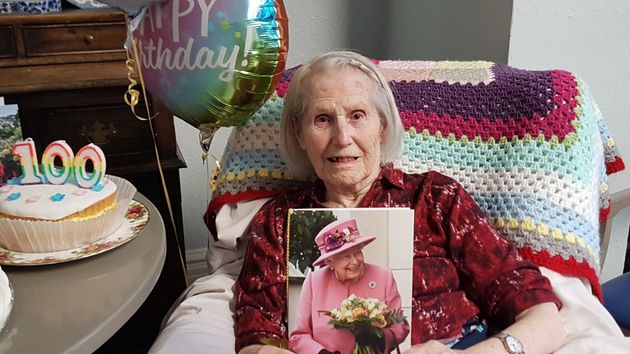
left=205, top=60, right=625, bottom=299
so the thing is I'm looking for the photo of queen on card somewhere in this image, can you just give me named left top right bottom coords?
left=286, top=208, right=413, bottom=354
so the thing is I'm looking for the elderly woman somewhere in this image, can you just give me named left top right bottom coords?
left=289, top=218, right=409, bottom=354
left=235, top=51, right=566, bottom=354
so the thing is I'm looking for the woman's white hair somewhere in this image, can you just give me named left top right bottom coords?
left=280, top=51, right=404, bottom=179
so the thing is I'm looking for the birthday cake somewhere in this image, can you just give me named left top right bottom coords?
left=0, top=178, right=117, bottom=222
left=0, top=139, right=136, bottom=253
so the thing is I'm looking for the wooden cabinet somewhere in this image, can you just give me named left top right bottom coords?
left=0, top=9, right=188, bottom=353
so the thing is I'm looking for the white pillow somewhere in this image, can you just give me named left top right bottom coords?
left=206, top=198, right=271, bottom=274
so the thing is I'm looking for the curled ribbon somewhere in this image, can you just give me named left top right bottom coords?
left=124, top=40, right=158, bottom=121
left=208, top=154, right=222, bottom=191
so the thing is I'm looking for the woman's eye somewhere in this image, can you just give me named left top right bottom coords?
left=350, top=111, right=366, bottom=122
left=314, top=115, right=331, bottom=127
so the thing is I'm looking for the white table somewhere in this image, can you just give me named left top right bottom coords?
left=0, top=193, right=166, bottom=354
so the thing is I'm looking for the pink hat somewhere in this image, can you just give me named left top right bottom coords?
left=312, top=218, right=376, bottom=267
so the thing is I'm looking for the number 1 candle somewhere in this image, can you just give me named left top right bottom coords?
left=12, top=138, right=44, bottom=185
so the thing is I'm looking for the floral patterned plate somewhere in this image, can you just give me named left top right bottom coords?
left=0, top=200, right=148, bottom=266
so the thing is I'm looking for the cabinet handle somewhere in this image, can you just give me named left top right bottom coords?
left=80, top=121, right=118, bottom=145
left=84, top=35, right=95, bottom=44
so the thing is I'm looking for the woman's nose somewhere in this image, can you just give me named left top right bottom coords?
left=333, top=117, right=353, bottom=146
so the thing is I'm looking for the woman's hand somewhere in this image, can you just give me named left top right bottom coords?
left=409, top=303, right=564, bottom=354
left=401, top=340, right=459, bottom=354
left=238, top=344, right=295, bottom=354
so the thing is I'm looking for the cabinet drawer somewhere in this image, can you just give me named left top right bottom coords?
left=0, top=26, right=16, bottom=58
left=6, top=84, right=184, bottom=174
left=40, top=105, right=155, bottom=158
left=23, top=22, right=126, bottom=56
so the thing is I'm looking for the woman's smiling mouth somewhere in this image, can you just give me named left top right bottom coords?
left=328, top=156, right=359, bottom=162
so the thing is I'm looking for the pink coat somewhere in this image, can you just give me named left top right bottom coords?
left=289, top=263, right=409, bottom=354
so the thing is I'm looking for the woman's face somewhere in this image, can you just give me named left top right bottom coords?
left=296, top=67, right=384, bottom=193
left=327, top=248, right=365, bottom=285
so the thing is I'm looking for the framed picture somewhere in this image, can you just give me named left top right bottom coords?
left=286, top=207, right=414, bottom=352
left=0, top=104, right=22, bottom=184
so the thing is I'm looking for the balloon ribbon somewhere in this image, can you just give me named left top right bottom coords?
left=125, top=36, right=189, bottom=287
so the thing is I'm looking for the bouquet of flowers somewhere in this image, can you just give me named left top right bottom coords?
left=319, top=294, right=407, bottom=354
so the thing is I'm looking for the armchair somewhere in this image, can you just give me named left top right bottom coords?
left=208, top=59, right=625, bottom=296
left=150, top=59, right=628, bottom=353
left=600, top=189, right=630, bottom=334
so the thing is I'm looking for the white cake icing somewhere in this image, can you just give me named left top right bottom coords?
left=0, top=266, right=12, bottom=331
left=0, top=175, right=135, bottom=253
left=0, top=177, right=117, bottom=220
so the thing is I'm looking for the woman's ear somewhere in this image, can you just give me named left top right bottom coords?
left=379, top=118, right=386, bottom=142
left=294, top=121, right=306, bottom=150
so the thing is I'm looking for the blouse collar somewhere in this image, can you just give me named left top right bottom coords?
left=308, top=166, right=405, bottom=205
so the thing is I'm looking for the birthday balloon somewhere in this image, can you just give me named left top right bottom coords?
left=132, top=0, right=288, bottom=147
left=96, top=0, right=162, bottom=16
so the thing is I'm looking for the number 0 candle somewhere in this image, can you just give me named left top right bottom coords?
left=73, top=143, right=107, bottom=189
left=41, top=140, right=74, bottom=185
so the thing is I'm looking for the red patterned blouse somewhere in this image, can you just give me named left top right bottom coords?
left=233, top=167, right=561, bottom=351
